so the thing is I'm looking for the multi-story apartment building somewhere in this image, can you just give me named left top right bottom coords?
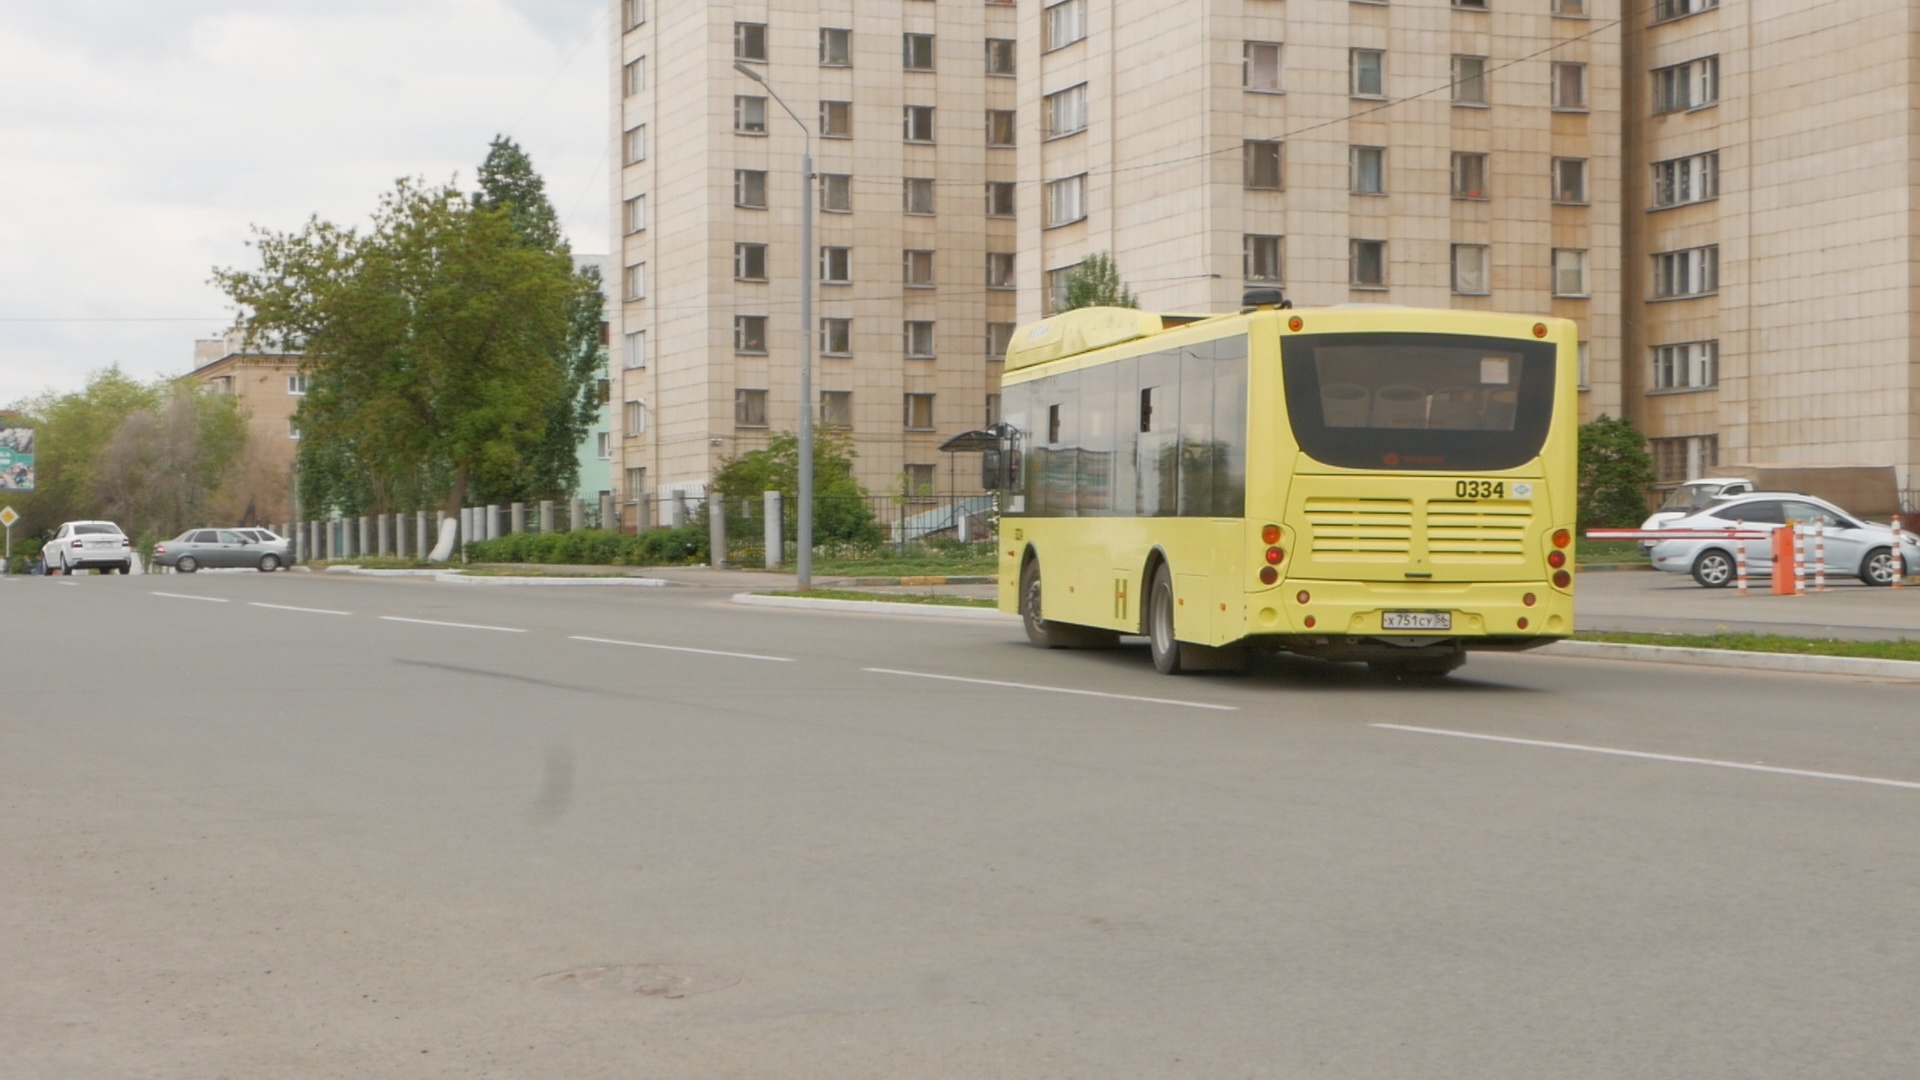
left=192, top=332, right=303, bottom=524
left=1015, top=0, right=1625, bottom=421
left=610, top=0, right=1019, bottom=513
left=1624, top=0, right=1918, bottom=489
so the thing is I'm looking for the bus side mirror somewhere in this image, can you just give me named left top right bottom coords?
left=981, top=449, right=1003, bottom=490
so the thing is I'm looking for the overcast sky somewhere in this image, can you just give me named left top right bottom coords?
left=0, top=0, right=608, bottom=406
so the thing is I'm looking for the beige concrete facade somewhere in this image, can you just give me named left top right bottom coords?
left=1624, top=0, right=1920, bottom=489
left=191, top=332, right=302, bottom=524
left=1016, top=0, right=1624, bottom=422
left=611, top=0, right=1016, bottom=509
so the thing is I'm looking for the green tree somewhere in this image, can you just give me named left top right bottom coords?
left=216, top=163, right=593, bottom=518
left=1060, top=251, right=1139, bottom=311
left=710, top=430, right=885, bottom=546
left=1578, top=414, right=1657, bottom=529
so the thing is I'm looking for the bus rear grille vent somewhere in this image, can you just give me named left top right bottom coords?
left=1426, top=499, right=1532, bottom=561
left=1304, top=498, right=1413, bottom=557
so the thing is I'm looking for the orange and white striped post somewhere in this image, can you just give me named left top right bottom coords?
left=1734, top=520, right=1749, bottom=595
left=1814, top=521, right=1827, bottom=592
left=1894, top=514, right=1906, bottom=589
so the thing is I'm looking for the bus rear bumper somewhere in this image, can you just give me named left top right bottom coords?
left=1244, top=577, right=1572, bottom=645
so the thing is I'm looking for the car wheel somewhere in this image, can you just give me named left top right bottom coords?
left=1690, top=549, right=1735, bottom=588
left=59, top=555, right=70, bottom=576
left=1148, top=564, right=1184, bottom=675
left=259, top=553, right=280, bottom=573
left=1860, top=547, right=1896, bottom=587
left=177, top=555, right=198, bottom=574
left=118, top=562, right=131, bottom=575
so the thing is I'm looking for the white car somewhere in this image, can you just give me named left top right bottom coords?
left=1637, top=477, right=1757, bottom=552
left=1648, top=492, right=1920, bottom=587
left=42, top=520, right=133, bottom=575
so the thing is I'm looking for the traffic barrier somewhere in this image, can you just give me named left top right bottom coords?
left=1734, top=520, right=1748, bottom=595
left=1814, top=521, right=1826, bottom=592
left=1770, top=525, right=1795, bottom=596
left=1895, top=514, right=1906, bottom=589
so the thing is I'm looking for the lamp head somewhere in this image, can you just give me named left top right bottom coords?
left=732, top=62, right=764, bottom=84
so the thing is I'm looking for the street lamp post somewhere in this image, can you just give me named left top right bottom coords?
left=734, top=61, right=814, bottom=591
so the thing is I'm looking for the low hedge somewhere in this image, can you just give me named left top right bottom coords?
left=463, top=526, right=708, bottom=567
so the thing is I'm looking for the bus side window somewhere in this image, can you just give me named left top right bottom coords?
left=1140, top=387, right=1154, bottom=433
left=1048, top=404, right=1062, bottom=444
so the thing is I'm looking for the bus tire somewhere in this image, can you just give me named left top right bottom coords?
left=1148, top=565, right=1183, bottom=675
left=1020, top=558, right=1117, bottom=649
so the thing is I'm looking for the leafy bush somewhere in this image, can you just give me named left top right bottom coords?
left=463, top=525, right=708, bottom=566
left=1578, top=414, right=1658, bottom=530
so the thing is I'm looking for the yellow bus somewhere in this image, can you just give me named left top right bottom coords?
left=992, top=293, right=1579, bottom=677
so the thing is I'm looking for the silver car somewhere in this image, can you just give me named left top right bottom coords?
left=151, top=528, right=286, bottom=573
left=233, top=527, right=292, bottom=565
left=1648, top=492, right=1920, bottom=587
left=41, top=520, right=133, bottom=575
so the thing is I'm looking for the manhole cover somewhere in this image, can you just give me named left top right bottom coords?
left=534, top=963, right=739, bottom=1000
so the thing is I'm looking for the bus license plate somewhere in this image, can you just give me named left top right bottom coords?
left=1382, top=611, right=1451, bottom=631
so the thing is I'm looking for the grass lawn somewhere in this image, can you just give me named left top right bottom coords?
left=310, top=557, right=438, bottom=570
left=768, top=588, right=998, bottom=608
left=1576, top=630, right=1920, bottom=662
left=808, top=549, right=999, bottom=578
left=459, top=566, right=635, bottom=578
left=1579, top=540, right=1648, bottom=565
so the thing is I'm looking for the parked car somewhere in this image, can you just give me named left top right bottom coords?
left=1647, top=492, right=1920, bottom=587
left=41, top=521, right=133, bottom=575
left=1637, top=477, right=1758, bottom=552
left=151, top=528, right=285, bottom=573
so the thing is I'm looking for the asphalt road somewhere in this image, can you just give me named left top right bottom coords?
left=4, top=572, right=1918, bottom=1078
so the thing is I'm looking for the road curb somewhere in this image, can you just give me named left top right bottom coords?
left=1540, top=639, right=1920, bottom=681
left=832, top=574, right=997, bottom=586
left=438, top=572, right=669, bottom=587
left=324, top=566, right=442, bottom=577
left=732, top=592, right=1015, bottom=621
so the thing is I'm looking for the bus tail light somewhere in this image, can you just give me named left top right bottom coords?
left=1523, top=592, right=1536, bottom=607
left=1288, top=315, right=1304, bottom=332
left=1296, top=590, right=1310, bottom=605
left=1547, top=550, right=1565, bottom=569
left=1303, top=615, right=1316, bottom=628
left=1259, top=566, right=1278, bottom=585
left=1265, top=546, right=1284, bottom=565
left=1533, top=322, right=1548, bottom=339
left=1552, top=528, right=1571, bottom=548
left=1552, top=570, right=1572, bottom=589
left=1518, top=617, right=1530, bottom=629
left=1261, top=524, right=1281, bottom=544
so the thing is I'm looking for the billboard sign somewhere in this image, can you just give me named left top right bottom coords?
left=0, top=423, right=35, bottom=492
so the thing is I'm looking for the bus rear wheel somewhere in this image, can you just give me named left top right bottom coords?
left=1020, top=558, right=1116, bottom=649
left=1148, top=565, right=1183, bottom=675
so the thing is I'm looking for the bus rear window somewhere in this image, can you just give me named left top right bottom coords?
left=1280, top=332, right=1556, bottom=472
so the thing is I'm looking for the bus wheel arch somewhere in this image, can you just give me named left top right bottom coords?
left=1019, top=548, right=1116, bottom=649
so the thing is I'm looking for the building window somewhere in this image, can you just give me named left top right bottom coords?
left=1045, top=84, right=1087, bottom=138
left=625, top=466, right=646, bottom=500
left=904, top=249, right=936, bottom=288
left=1652, top=151, right=1719, bottom=209
left=1452, top=244, right=1490, bottom=295
left=1553, top=0, right=1588, bottom=15
left=624, top=262, right=646, bottom=300
left=734, top=96, right=767, bottom=134
left=820, top=246, right=852, bottom=284
left=1652, top=0, right=1718, bottom=23
left=1351, top=49, right=1384, bottom=97
left=734, top=23, right=766, bottom=62
left=1451, top=152, right=1488, bottom=199
left=734, top=170, right=767, bottom=209
left=986, top=252, right=1017, bottom=289
left=624, top=194, right=646, bottom=233
left=987, top=322, right=1015, bottom=358
left=904, top=32, right=935, bottom=71
left=986, top=181, right=1016, bottom=218
left=821, top=173, right=852, bottom=213
left=905, top=321, right=936, bottom=359
left=821, top=318, right=852, bottom=356
left=1452, top=55, right=1488, bottom=105
left=1045, top=0, right=1087, bottom=50
left=820, top=390, right=853, bottom=428
left=1652, top=246, right=1719, bottom=298
left=624, top=330, right=646, bottom=370
left=986, top=109, right=1017, bottom=147
left=820, top=27, right=851, bottom=67
left=1654, top=56, right=1719, bottom=113
left=1553, top=249, right=1589, bottom=297
left=624, top=400, right=647, bottom=436
left=1244, top=42, right=1282, bottom=91
left=1350, top=146, right=1385, bottom=194
left=904, top=105, right=936, bottom=143
left=1651, top=340, right=1719, bottom=391
left=986, top=38, right=1015, bottom=76
left=623, top=125, right=647, bottom=164
left=904, top=464, right=936, bottom=499
left=1350, top=240, right=1386, bottom=288
left=1046, top=265, right=1076, bottom=313
left=735, top=243, right=768, bottom=282
left=1244, top=140, right=1283, bottom=190
left=1553, top=158, right=1587, bottom=204
left=596, top=431, right=613, bottom=459
left=904, top=177, right=935, bottom=215
left=820, top=100, right=853, bottom=138
left=624, top=57, right=646, bottom=95
left=904, top=393, right=936, bottom=431
left=597, top=378, right=611, bottom=406
left=287, top=374, right=307, bottom=395
left=1651, top=435, right=1719, bottom=486
left=735, top=389, right=769, bottom=428
left=1453, top=0, right=1489, bottom=8
left=622, top=0, right=644, bottom=30
left=1244, top=235, right=1283, bottom=283
left=1578, top=342, right=1590, bottom=389
left=1045, top=175, right=1086, bottom=227
left=288, top=418, right=301, bottom=440
left=734, top=315, right=768, bottom=354
left=1552, top=63, right=1587, bottom=110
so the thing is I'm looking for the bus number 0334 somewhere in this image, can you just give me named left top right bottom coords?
left=1454, top=480, right=1505, bottom=499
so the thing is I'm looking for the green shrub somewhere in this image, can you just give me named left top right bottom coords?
left=462, top=525, right=708, bottom=566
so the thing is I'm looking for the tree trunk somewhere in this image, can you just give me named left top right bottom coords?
left=443, top=465, right=470, bottom=520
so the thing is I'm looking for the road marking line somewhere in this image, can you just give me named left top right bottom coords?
left=570, top=635, right=793, bottom=663
left=250, top=602, right=351, bottom=616
left=863, top=667, right=1238, bottom=712
left=54, top=581, right=79, bottom=587
left=152, top=591, right=228, bottom=603
left=1373, top=724, right=1920, bottom=792
left=379, top=615, right=525, bottom=634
